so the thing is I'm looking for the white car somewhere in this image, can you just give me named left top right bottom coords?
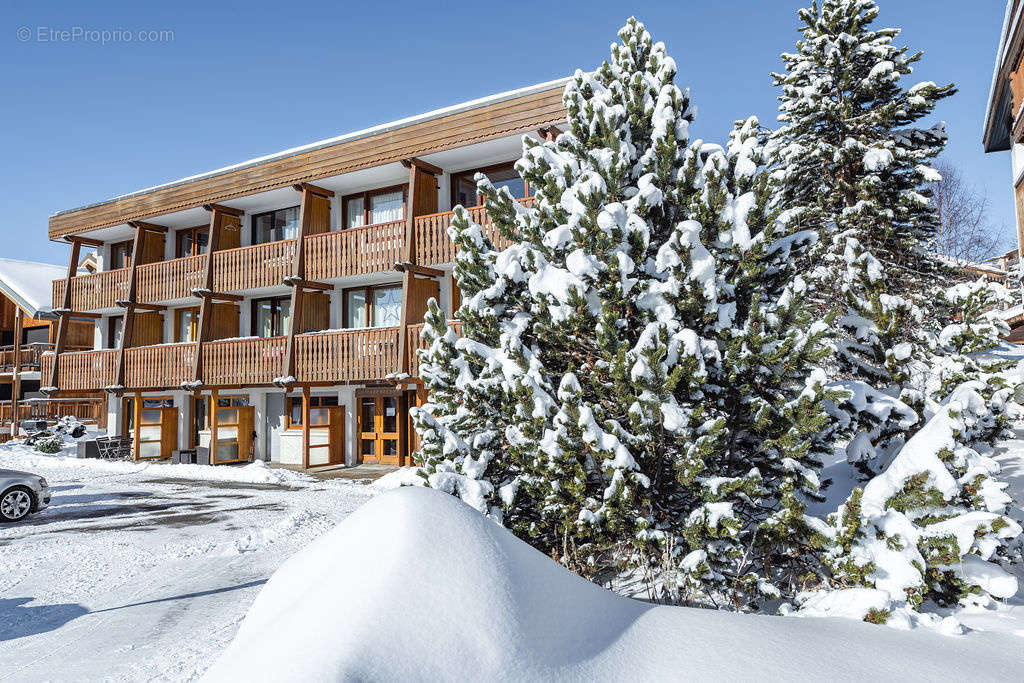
left=0, top=468, right=50, bottom=522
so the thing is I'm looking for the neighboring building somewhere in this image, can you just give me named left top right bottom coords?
left=42, top=80, right=567, bottom=467
left=984, top=1, right=1024, bottom=340
left=0, top=258, right=101, bottom=437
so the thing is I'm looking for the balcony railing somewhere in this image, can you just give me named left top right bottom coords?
left=41, top=327, right=403, bottom=393
left=405, top=320, right=462, bottom=378
left=52, top=200, right=532, bottom=312
left=0, top=398, right=105, bottom=424
left=0, top=343, right=56, bottom=372
left=53, top=220, right=406, bottom=312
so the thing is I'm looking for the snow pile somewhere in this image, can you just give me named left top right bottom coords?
left=204, top=488, right=1024, bottom=681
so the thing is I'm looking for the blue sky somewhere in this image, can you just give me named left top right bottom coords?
left=0, top=0, right=1013, bottom=264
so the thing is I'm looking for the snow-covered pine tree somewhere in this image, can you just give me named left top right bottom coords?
left=769, top=0, right=955, bottom=473
left=413, top=19, right=835, bottom=608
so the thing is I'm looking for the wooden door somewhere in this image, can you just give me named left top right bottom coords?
left=159, top=407, right=178, bottom=457
left=212, top=404, right=254, bottom=464
left=133, top=398, right=175, bottom=460
left=357, top=396, right=400, bottom=465
left=327, top=405, right=345, bottom=466
left=238, top=406, right=255, bottom=462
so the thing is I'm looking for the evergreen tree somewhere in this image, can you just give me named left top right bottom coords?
left=769, top=0, right=955, bottom=473
left=412, top=19, right=834, bottom=608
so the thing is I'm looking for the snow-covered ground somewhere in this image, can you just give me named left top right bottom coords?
left=0, top=443, right=378, bottom=682
left=4, top=403, right=1024, bottom=680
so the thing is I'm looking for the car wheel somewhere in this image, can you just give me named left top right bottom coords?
left=0, top=486, right=34, bottom=522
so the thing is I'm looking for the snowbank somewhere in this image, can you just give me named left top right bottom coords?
left=204, top=488, right=1024, bottom=681
left=0, top=441, right=315, bottom=487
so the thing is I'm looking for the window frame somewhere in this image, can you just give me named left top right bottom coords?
left=108, top=315, right=124, bottom=349
left=175, top=307, right=200, bottom=343
left=175, top=225, right=210, bottom=259
left=110, top=240, right=133, bottom=270
left=341, top=184, right=407, bottom=230
left=250, top=205, right=301, bottom=245
left=341, top=283, right=402, bottom=329
left=449, top=161, right=529, bottom=209
left=250, top=296, right=291, bottom=338
left=286, top=394, right=339, bottom=430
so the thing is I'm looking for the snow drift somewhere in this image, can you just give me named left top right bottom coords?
left=204, top=488, right=1023, bottom=681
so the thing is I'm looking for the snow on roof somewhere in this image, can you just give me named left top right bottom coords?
left=51, top=77, right=571, bottom=219
left=0, top=258, right=68, bottom=317
left=984, top=1, right=1021, bottom=152
left=935, top=253, right=1008, bottom=276
left=203, top=487, right=1024, bottom=681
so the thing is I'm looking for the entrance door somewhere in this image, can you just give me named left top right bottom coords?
left=357, top=395, right=400, bottom=465
left=126, top=397, right=177, bottom=460
left=212, top=401, right=254, bottom=464
left=307, top=405, right=346, bottom=467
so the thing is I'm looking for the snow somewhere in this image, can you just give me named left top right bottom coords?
left=0, top=258, right=67, bottom=316
left=0, top=441, right=378, bottom=681
left=206, top=487, right=1024, bottom=682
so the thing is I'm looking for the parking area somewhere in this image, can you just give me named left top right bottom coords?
left=0, top=445, right=380, bottom=681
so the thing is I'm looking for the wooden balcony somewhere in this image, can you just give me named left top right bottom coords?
left=52, top=220, right=405, bottom=312
left=0, top=398, right=105, bottom=424
left=41, top=327, right=403, bottom=393
left=405, top=320, right=462, bottom=378
left=51, top=198, right=533, bottom=312
left=414, top=197, right=532, bottom=266
left=0, top=343, right=55, bottom=372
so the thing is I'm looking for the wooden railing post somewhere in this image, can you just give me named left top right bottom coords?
left=112, top=223, right=147, bottom=393
left=10, top=308, right=22, bottom=437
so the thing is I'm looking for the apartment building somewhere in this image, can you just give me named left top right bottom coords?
left=0, top=258, right=101, bottom=438
left=41, top=79, right=568, bottom=468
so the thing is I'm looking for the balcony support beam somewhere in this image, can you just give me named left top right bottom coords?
left=394, top=262, right=443, bottom=278
left=190, top=205, right=239, bottom=389
left=44, top=237, right=84, bottom=394
left=60, top=235, right=104, bottom=248
left=282, top=276, right=333, bottom=292
left=192, top=290, right=243, bottom=302
left=115, top=300, right=166, bottom=312
left=127, top=220, right=169, bottom=234
left=292, top=182, right=334, bottom=198
left=396, top=159, right=439, bottom=377
left=113, top=223, right=148, bottom=393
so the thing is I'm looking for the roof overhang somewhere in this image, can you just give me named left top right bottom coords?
left=49, top=78, right=570, bottom=241
left=984, top=1, right=1024, bottom=153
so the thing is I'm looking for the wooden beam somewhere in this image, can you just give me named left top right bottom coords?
left=113, top=224, right=147, bottom=391
left=301, top=385, right=311, bottom=470
left=282, top=277, right=334, bottom=292
left=394, top=262, right=444, bottom=278
left=400, top=157, right=443, bottom=176
left=280, top=186, right=317, bottom=384
left=115, top=300, right=166, bottom=312
left=45, top=238, right=83, bottom=392
left=291, top=182, right=334, bottom=198
left=192, top=290, right=244, bottom=302
left=50, top=310, right=103, bottom=320
left=536, top=125, right=561, bottom=141
left=201, top=203, right=245, bottom=217
left=396, top=159, right=423, bottom=377
left=61, top=235, right=105, bottom=248
left=127, top=220, right=169, bottom=233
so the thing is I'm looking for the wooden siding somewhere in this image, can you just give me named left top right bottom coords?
left=49, top=86, right=566, bottom=239
left=210, top=302, right=240, bottom=340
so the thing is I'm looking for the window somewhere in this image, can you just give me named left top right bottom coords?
left=176, top=226, right=209, bottom=258
left=343, top=186, right=406, bottom=229
left=287, top=395, right=338, bottom=429
left=22, top=327, right=49, bottom=345
left=213, top=396, right=250, bottom=464
left=110, top=240, right=133, bottom=270
left=108, top=316, right=124, bottom=349
left=343, top=285, right=401, bottom=329
left=451, top=162, right=528, bottom=208
left=175, top=307, right=199, bottom=342
left=252, top=206, right=300, bottom=244
left=252, top=296, right=291, bottom=337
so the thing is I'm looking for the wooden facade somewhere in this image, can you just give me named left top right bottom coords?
left=42, top=83, right=567, bottom=465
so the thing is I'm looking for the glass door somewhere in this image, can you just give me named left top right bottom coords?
left=212, top=397, right=254, bottom=464
left=357, top=395, right=400, bottom=465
